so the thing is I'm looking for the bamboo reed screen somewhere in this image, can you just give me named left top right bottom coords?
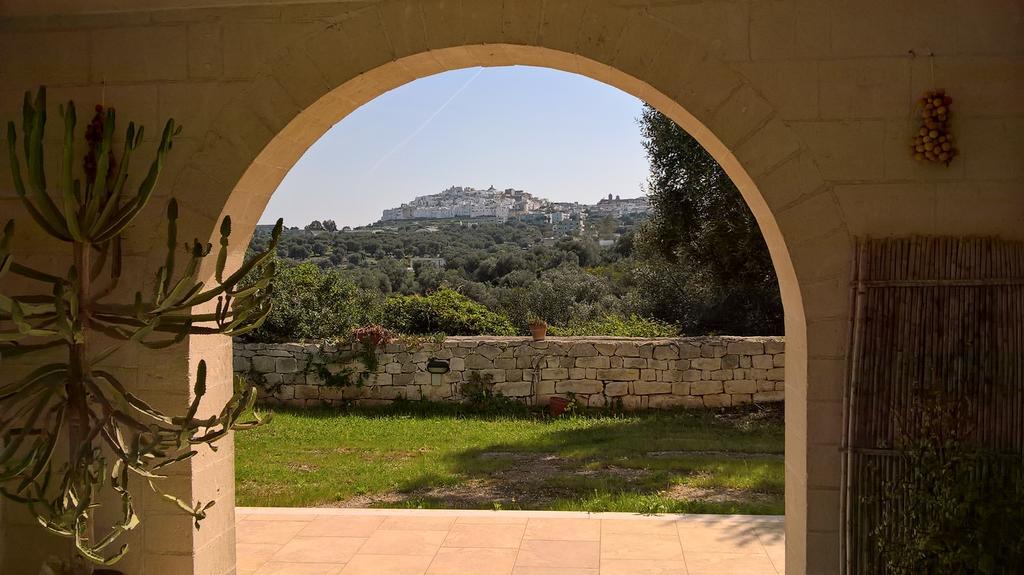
left=842, top=237, right=1024, bottom=574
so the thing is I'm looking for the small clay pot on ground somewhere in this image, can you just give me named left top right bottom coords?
left=548, top=396, right=570, bottom=416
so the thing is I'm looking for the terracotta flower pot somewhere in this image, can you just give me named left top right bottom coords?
left=529, top=324, right=547, bottom=341
left=548, top=396, right=570, bottom=416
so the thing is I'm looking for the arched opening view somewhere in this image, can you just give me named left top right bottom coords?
left=8, top=2, right=1024, bottom=574
left=232, top=66, right=786, bottom=572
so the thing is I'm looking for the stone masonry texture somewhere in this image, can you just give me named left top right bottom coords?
left=234, top=336, right=785, bottom=410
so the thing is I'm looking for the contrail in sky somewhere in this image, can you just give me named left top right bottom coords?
left=362, top=67, right=484, bottom=178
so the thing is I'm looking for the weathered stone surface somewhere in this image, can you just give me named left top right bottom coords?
left=672, top=382, right=692, bottom=395
left=494, top=381, right=533, bottom=397
left=691, top=357, right=722, bottom=370
left=711, top=369, right=734, bottom=381
left=701, top=343, right=726, bottom=358
left=774, top=353, right=785, bottom=367
left=481, top=369, right=506, bottom=383
left=633, top=381, right=671, bottom=395
left=605, top=382, right=629, bottom=396
left=755, top=391, right=786, bottom=402
left=541, top=367, right=569, bottom=380
left=727, top=340, right=765, bottom=355
left=732, top=393, right=753, bottom=405
left=293, top=385, right=319, bottom=399
left=252, top=356, right=276, bottom=373
left=752, top=355, right=774, bottom=369
left=569, top=342, right=598, bottom=357
left=477, top=345, right=502, bottom=360
left=649, top=395, right=703, bottom=409
left=575, top=356, right=610, bottom=369
left=233, top=355, right=251, bottom=371
left=465, top=354, right=491, bottom=369
left=652, top=344, right=677, bottom=360
left=681, top=370, right=702, bottom=382
left=615, top=342, right=640, bottom=357
left=596, top=368, right=640, bottom=381
left=678, top=343, right=701, bottom=359
left=276, top=357, right=299, bottom=373
left=703, top=393, right=733, bottom=407
left=556, top=380, right=603, bottom=394
left=691, top=381, right=725, bottom=395
left=622, top=357, right=646, bottom=369
left=724, top=380, right=757, bottom=394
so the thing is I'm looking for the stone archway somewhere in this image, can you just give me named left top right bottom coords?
left=168, top=4, right=850, bottom=573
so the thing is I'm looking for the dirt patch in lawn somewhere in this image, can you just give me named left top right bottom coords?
left=321, top=451, right=769, bottom=510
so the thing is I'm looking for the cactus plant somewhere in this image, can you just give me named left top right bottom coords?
left=0, top=87, right=281, bottom=569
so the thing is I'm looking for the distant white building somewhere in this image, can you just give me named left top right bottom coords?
left=380, top=185, right=545, bottom=222
left=588, top=194, right=651, bottom=218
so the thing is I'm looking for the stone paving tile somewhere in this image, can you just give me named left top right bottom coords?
left=455, top=514, right=530, bottom=525
left=339, top=554, right=433, bottom=575
left=379, top=516, right=457, bottom=531
left=442, top=522, right=527, bottom=548
left=359, top=529, right=448, bottom=555
left=254, top=562, right=346, bottom=574
left=507, top=564, right=598, bottom=568
left=237, top=520, right=313, bottom=544
left=600, top=559, right=689, bottom=575
left=600, top=533, right=684, bottom=561
left=515, top=539, right=601, bottom=569
left=235, top=508, right=784, bottom=575
left=298, top=515, right=386, bottom=537
left=601, top=519, right=680, bottom=535
left=523, top=517, right=601, bottom=541
left=426, top=547, right=519, bottom=575
left=677, top=523, right=767, bottom=555
left=237, top=542, right=283, bottom=574
left=270, top=536, right=366, bottom=563
left=683, top=552, right=780, bottom=575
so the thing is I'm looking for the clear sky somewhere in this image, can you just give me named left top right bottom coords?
left=259, top=65, right=650, bottom=228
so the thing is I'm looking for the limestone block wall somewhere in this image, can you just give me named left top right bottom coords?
left=233, top=336, right=785, bottom=410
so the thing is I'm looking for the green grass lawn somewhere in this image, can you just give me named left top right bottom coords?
left=235, top=403, right=785, bottom=515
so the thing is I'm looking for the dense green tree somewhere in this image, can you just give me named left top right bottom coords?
left=248, top=260, right=382, bottom=341
left=382, top=287, right=516, bottom=336
left=636, top=105, right=782, bottom=335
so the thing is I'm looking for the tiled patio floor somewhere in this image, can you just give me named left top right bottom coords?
left=236, top=507, right=784, bottom=575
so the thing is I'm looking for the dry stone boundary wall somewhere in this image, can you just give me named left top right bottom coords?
left=234, top=336, right=784, bottom=410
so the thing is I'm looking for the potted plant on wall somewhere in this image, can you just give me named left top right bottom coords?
left=528, top=317, right=548, bottom=341
left=1, top=87, right=280, bottom=574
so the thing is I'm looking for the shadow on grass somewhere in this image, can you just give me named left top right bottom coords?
left=247, top=401, right=786, bottom=541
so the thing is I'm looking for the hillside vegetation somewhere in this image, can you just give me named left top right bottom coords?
left=245, top=106, right=782, bottom=342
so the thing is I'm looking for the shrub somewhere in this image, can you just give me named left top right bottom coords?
left=549, top=314, right=679, bottom=338
left=383, top=287, right=516, bottom=336
left=248, top=261, right=382, bottom=341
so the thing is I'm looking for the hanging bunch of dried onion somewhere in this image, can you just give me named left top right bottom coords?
left=911, top=88, right=957, bottom=165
